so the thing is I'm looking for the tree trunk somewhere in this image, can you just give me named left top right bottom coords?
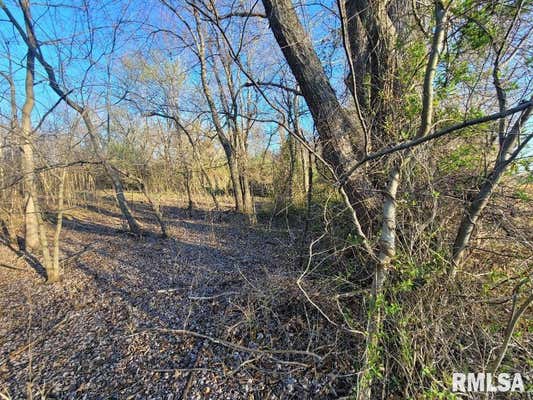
left=49, top=169, right=66, bottom=283
left=19, top=46, right=39, bottom=251
left=261, top=0, right=372, bottom=231
left=184, top=167, right=195, bottom=211
left=177, top=120, right=221, bottom=210
left=240, top=167, right=255, bottom=223
left=345, top=0, right=398, bottom=140
left=358, top=166, right=400, bottom=400
left=106, top=163, right=142, bottom=235
left=226, top=149, right=245, bottom=212
left=451, top=105, right=532, bottom=273
left=236, top=137, right=256, bottom=223
left=2, top=0, right=142, bottom=236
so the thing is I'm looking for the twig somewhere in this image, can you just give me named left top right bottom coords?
left=188, top=291, right=240, bottom=300
left=59, top=242, right=96, bottom=265
left=340, top=100, right=533, bottom=183
left=0, top=314, right=71, bottom=367
left=488, top=282, right=533, bottom=374
left=152, top=328, right=322, bottom=362
left=151, top=367, right=219, bottom=374
left=179, top=339, right=206, bottom=400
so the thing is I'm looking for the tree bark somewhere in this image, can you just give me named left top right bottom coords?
left=49, top=169, right=66, bottom=283
left=19, top=45, right=39, bottom=251
left=345, top=0, right=399, bottom=142
left=184, top=166, right=195, bottom=211
left=261, top=0, right=372, bottom=230
left=225, top=148, right=245, bottom=212
left=451, top=105, right=532, bottom=272
left=2, top=0, right=142, bottom=236
left=358, top=165, right=400, bottom=399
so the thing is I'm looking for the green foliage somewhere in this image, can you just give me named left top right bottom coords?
left=420, top=388, right=460, bottom=400
left=514, top=188, right=530, bottom=202
left=438, top=144, right=482, bottom=173
left=435, top=60, right=476, bottom=98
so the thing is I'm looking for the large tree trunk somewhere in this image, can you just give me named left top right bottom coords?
left=261, top=0, right=372, bottom=231
left=18, top=5, right=54, bottom=280
left=20, top=141, right=39, bottom=251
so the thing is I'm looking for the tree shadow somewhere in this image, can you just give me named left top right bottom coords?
left=0, top=232, right=47, bottom=280
left=60, top=216, right=125, bottom=238
left=83, top=203, right=123, bottom=220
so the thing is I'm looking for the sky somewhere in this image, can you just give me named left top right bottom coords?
left=0, top=0, right=350, bottom=148
left=1, top=0, right=531, bottom=161
left=1, top=3, right=304, bottom=124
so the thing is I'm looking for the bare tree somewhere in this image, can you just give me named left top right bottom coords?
left=1, top=0, right=143, bottom=236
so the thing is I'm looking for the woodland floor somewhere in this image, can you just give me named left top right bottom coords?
left=0, top=195, right=357, bottom=399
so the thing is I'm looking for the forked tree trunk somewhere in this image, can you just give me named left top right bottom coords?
left=451, top=105, right=532, bottom=273
left=192, top=10, right=255, bottom=221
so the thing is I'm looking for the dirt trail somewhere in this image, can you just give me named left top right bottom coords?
left=0, top=201, right=354, bottom=399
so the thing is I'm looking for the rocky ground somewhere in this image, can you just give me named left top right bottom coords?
left=0, top=198, right=358, bottom=399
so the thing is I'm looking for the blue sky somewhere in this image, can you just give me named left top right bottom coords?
left=0, top=0, right=345, bottom=147
left=2, top=0, right=529, bottom=160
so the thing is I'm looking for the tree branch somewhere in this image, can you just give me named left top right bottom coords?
left=340, top=100, right=533, bottom=184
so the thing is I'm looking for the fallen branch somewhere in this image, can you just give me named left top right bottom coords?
left=60, top=241, right=96, bottom=265
left=188, top=291, right=240, bottom=300
left=153, top=328, right=322, bottom=362
left=0, top=314, right=72, bottom=367
left=179, top=338, right=206, bottom=400
left=156, top=288, right=182, bottom=294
